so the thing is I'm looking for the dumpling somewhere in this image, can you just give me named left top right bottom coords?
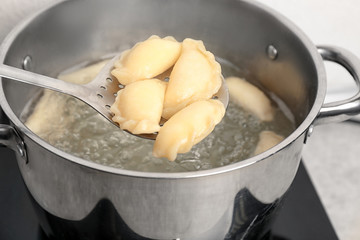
left=111, top=35, right=181, bottom=85
left=110, top=79, right=167, bottom=134
left=153, top=99, right=225, bottom=161
left=226, top=76, right=274, bottom=121
left=162, top=38, right=222, bottom=119
left=254, top=131, right=284, bottom=155
left=59, top=60, right=108, bottom=85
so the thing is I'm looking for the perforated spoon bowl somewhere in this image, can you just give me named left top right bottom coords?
left=0, top=55, right=229, bottom=140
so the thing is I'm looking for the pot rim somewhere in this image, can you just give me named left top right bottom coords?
left=0, top=0, right=326, bottom=179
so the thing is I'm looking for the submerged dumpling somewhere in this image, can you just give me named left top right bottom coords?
left=254, top=131, right=284, bottom=155
left=59, top=60, right=108, bottom=85
left=153, top=99, right=225, bottom=161
left=226, top=76, right=274, bottom=121
left=162, top=38, right=222, bottom=119
left=111, top=35, right=181, bottom=85
left=110, top=79, right=167, bottom=134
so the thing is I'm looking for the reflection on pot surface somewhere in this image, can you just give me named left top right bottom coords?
left=22, top=57, right=295, bottom=172
left=29, top=186, right=281, bottom=240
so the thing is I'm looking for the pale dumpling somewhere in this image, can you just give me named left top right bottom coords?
left=59, top=60, right=108, bottom=85
left=111, top=35, right=181, bottom=85
left=153, top=99, right=225, bottom=161
left=162, top=38, right=222, bottom=119
left=110, top=79, right=167, bottom=134
left=226, top=76, right=274, bottom=121
left=254, top=131, right=284, bottom=155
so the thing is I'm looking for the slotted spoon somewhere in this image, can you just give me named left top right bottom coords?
left=0, top=54, right=229, bottom=140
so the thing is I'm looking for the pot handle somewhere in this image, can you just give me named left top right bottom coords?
left=314, top=45, right=360, bottom=125
left=0, top=124, right=27, bottom=162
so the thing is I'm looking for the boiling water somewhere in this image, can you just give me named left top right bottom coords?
left=22, top=58, right=295, bottom=172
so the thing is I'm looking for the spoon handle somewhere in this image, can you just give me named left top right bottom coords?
left=0, top=64, right=88, bottom=98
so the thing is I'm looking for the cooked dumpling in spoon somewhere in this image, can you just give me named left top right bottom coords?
left=110, top=79, right=167, bottom=134
left=111, top=35, right=181, bottom=85
left=153, top=99, right=225, bottom=161
left=162, top=38, right=222, bottom=119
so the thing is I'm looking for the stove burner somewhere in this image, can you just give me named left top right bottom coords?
left=0, top=148, right=338, bottom=240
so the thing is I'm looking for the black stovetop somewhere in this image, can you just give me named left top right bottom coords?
left=0, top=147, right=338, bottom=240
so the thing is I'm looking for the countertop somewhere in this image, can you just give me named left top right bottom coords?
left=1, top=1, right=360, bottom=239
left=302, top=121, right=360, bottom=240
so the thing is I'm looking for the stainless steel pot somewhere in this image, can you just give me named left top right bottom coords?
left=1, top=0, right=360, bottom=239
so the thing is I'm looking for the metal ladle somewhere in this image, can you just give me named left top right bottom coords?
left=0, top=55, right=229, bottom=140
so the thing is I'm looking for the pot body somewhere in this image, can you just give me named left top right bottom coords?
left=0, top=0, right=328, bottom=239
left=20, top=135, right=303, bottom=240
